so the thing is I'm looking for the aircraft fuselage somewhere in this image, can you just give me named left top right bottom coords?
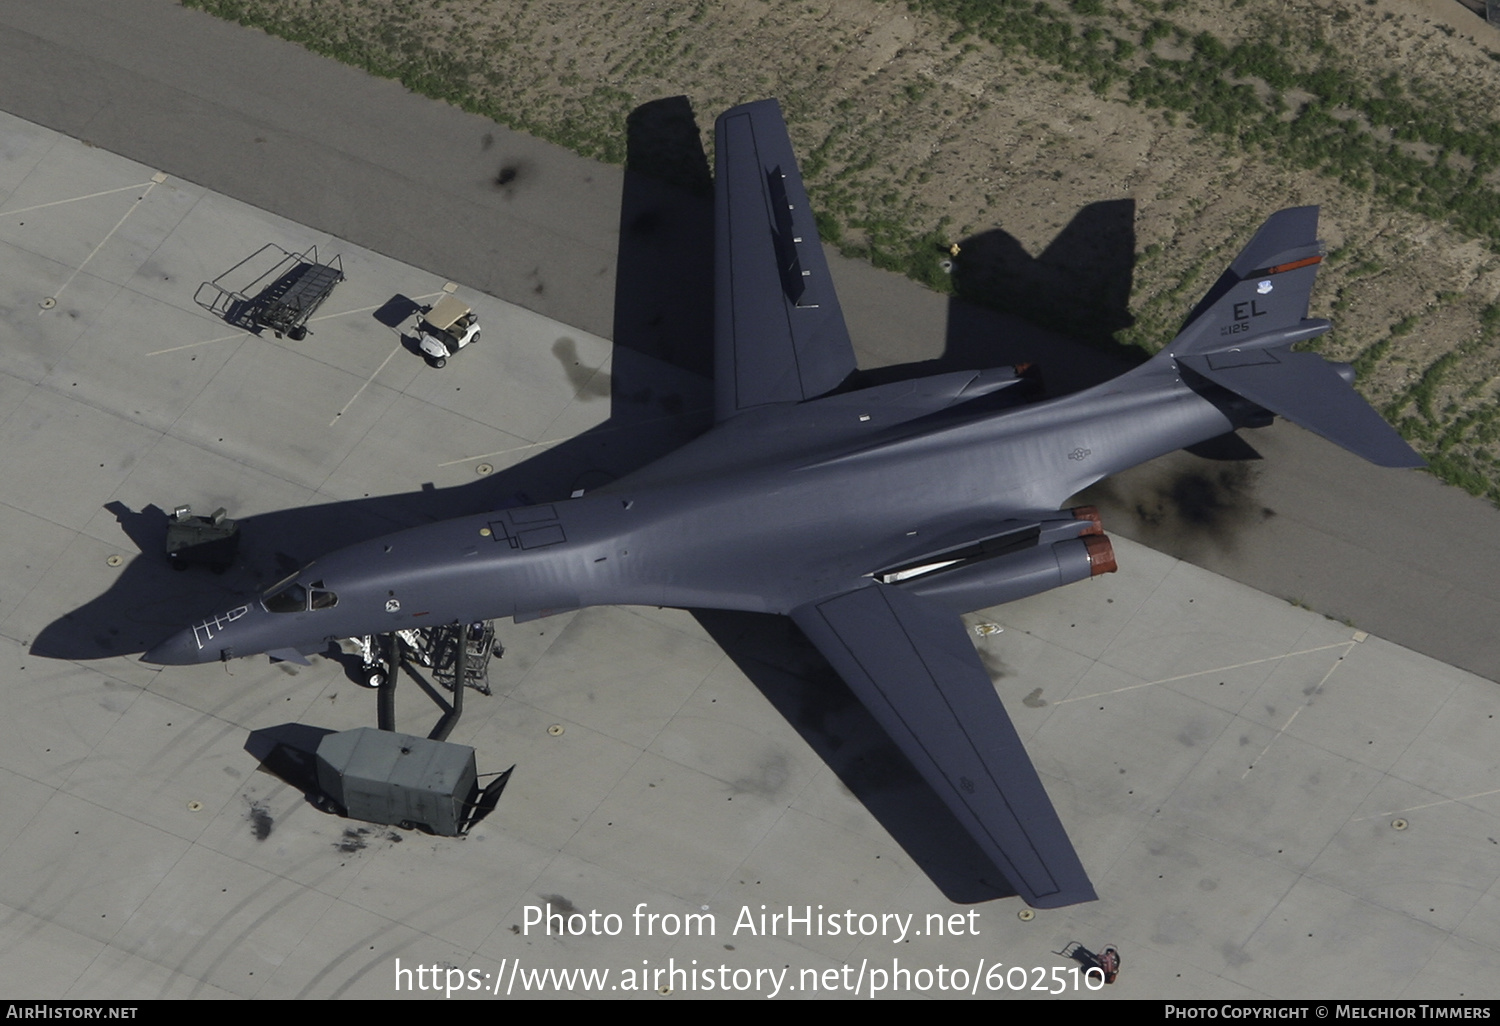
left=144, top=357, right=1240, bottom=666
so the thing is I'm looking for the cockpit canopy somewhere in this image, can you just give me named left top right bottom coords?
left=263, top=573, right=337, bottom=613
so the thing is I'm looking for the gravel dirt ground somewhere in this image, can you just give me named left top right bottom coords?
left=187, top=0, right=1500, bottom=500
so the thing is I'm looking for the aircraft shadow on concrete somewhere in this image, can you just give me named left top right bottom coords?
left=693, top=608, right=1018, bottom=904
left=952, top=199, right=1138, bottom=365
left=34, top=97, right=1250, bottom=902
left=849, top=198, right=1141, bottom=398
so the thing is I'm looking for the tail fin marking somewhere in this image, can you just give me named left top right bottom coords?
left=1167, top=207, right=1426, bottom=470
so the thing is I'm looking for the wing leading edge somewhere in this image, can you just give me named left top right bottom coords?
left=714, top=99, right=856, bottom=421
left=790, top=584, right=1097, bottom=908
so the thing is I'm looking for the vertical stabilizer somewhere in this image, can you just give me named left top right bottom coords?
left=1166, top=207, right=1424, bottom=469
left=1171, top=206, right=1329, bottom=357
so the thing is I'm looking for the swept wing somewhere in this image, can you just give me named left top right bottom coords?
left=713, top=100, right=856, bottom=420
left=791, top=583, right=1097, bottom=908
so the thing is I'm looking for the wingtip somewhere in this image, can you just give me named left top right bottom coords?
left=1022, top=881, right=1099, bottom=909
left=714, top=97, right=782, bottom=127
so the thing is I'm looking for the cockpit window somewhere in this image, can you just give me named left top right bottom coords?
left=263, top=580, right=308, bottom=613
left=261, top=570, right=334, bottom=612
left=310, top=583, right=338, bottom=610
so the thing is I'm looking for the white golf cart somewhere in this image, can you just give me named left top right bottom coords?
left=416, top=294, right=480, bottom=368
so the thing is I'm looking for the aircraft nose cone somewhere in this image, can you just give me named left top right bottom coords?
left=142, top=629, right=202, bottom=665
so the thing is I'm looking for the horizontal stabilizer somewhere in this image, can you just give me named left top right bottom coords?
left=1179, top=348, right=1425, bottom=468
left=1167, top=206, right=1424, bottom=469
left=791, top=584, right=1096, bottom=908
left=267, top=647, right=313, bottom=666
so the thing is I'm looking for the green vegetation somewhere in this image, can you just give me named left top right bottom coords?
left=182, top=0, right=1500, bottom=264
left=906, top=0, right=1500, bottom=244
left=180, top=0, right=1500, bottom=505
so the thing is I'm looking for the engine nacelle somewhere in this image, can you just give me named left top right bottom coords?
left=895, top=518, right=1116, bottom=614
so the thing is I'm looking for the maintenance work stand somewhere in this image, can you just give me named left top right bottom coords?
left=194, top=242, right=345, bottom=340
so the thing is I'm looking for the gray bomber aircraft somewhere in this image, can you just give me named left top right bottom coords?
left=145, top=99, right=1424, bottom=908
